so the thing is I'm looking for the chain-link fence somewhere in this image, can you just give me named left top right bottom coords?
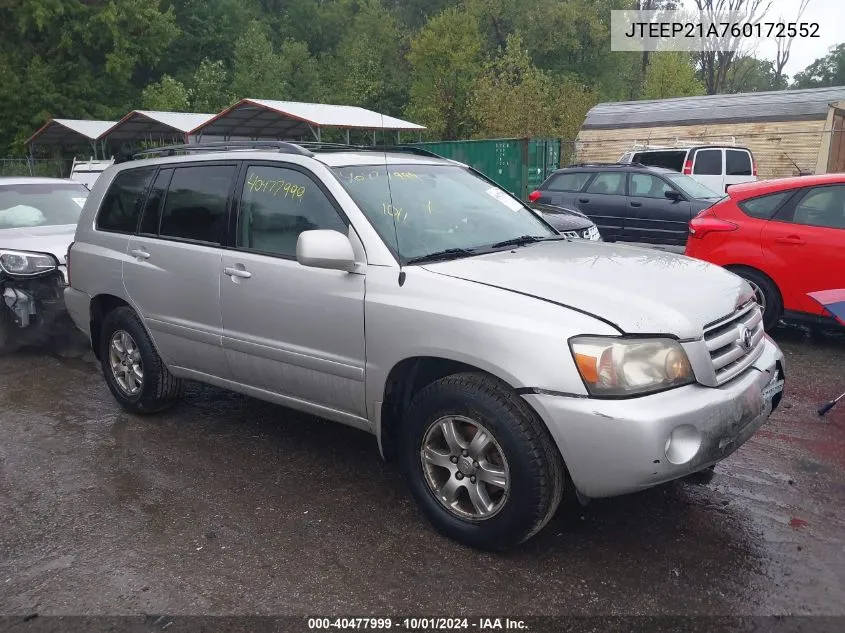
left=0, top=158, right=68, bottom=178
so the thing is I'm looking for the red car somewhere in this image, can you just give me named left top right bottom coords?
left=685, top=173, right=845, bottom=331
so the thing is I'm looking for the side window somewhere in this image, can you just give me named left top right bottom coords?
left=544, top=172, right=591, bottom=192
left=159, top=165, right=237, bottom=243
left=237, top=165, right=347, bottom=257
left=585, top=172, right=625, bottom=195
left=96, top=168, right=155, bottom=233
left=726, top=150, right=752, bottom=176
left=693, top=150, right=722, bottom=176
left=788, top=186, right=845, bottom=229
left=738, top=191, right=791, bottom=220
left=138, top=168, right=173, bottom=235
left=636, top=151, right=686, bottom=171
left=629, top=173, right=673, bottom=199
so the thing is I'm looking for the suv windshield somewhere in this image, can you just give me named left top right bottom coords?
left=332, top=164, right=556, bottom=262
left=665, top=174, right=722, bottom=200
left=0, top=183, right=88, bottom=230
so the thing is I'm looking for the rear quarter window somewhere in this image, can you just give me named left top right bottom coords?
left=543, top=172, right=591, bottom=192
left=96, top=168, right=156, bottom=233
left=737, top=191, right=791, bottom=219
left=634, top=150, right=686, bottom=171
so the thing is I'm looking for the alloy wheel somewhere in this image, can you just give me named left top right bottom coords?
left=420, top=415, right=510, bottom=520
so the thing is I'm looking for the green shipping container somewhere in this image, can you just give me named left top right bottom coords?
left=412, top=138, right=561, bottom=200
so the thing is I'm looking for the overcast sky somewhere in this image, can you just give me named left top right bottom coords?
left=681, top=0, right=842, bottom=78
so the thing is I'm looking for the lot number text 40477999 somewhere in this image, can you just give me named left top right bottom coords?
left=306, top=617, right=528, bottom=630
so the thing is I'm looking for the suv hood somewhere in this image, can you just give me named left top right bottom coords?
left=423, top=241, right=751, bottom=339
left=0, top=225, right=75, bottom=264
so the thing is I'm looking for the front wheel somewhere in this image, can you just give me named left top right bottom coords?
left=99, top=307, right=181, bottom=414
left=399, top=373, right=564, bottom=550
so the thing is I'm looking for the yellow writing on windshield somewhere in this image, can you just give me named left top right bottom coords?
left=246, top=172, right=306, bottom=200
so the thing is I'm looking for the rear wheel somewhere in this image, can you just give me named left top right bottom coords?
left=99, top=307, right=181, bottom=414
left=399, top=372, right=564, bottom=550
left=731, top=267, right=782, bottom=331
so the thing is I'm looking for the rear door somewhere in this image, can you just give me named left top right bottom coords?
left=762, top=184, right=845, bottom=315
left=574, top=171, right=629, bottom=241
left=625, top=172, right=693, bottom=245
left=691, top=149, right=725, bottom=193
left=633, top=150, right=686, bottom=172
left=725, top=149, right=755, bottom=188
left=124, top=162, right=238, bottom=379
left=536, top=171, right=592, bottom=208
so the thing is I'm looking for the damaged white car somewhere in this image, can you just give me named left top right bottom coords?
left=0, top=177, right=88, bottom=353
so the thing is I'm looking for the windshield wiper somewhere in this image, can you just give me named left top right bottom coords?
left=405, top=247, right=478, bottom=265
left=488, top=235, right=566, bottom=249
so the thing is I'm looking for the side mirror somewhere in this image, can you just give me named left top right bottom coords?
left=296, top=230, right=356, bottom=272
left=665, top=189, right=683, bottom=202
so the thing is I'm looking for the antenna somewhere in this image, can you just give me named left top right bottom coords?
left=380, top=114, right=404, bottom=286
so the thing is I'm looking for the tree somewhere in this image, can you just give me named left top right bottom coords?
left=643, top=53, right=706, bottom=99
left=693, top=0, right=773, bottom=94
left=142, top=75, right=190, bottom=111
left=472, top=34, right=597, bottom=139
left=725, top=56, right=785, bottom=93
left=232, top=21, right=287, bottom=100
left=793, top=44, right=845, bottom=89
left=327, top=0, right=411, bottom=116
left=190, top=59, right=235, bottom=113
left=407, top=8, right=484, bottom=139
left=773, top=0, right=810, bottom=88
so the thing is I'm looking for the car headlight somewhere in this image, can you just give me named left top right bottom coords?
left=570, top=336, right=694, bottom=397
left=0, top=250, right=58, bottom=276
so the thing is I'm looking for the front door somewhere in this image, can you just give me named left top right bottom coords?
left=762, top=183, right=845, bottom=315
left=124, top=163, right=238, bottom=378
left=624, top=172, right=692, bottom=245
left=219, top=163, right=367, bottom=419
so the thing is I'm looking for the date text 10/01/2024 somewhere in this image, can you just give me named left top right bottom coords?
left=307, top=618, right=528, bottom=630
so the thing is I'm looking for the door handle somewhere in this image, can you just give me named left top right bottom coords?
left=578, top=198, right=590, bottom=203
left=774, top=235, right=806, bottom=245
left=630, top=201, right=642, bottom=207
left=130, top=248, right=150, bottom=260
left=224, top=266, right=252, bottom=279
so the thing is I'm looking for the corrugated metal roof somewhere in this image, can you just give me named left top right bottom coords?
left=99, top=110, right=215, bottom=141
left=194, top=99, right=425, bottom=138
left=583, top=86, right=845, bottom=130
left=26, top=119, right=117, bottom=145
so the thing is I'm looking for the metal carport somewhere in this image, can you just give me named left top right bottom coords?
left=26, top=119, right=116, bottom=158
left=98, top=111, right=215, bottom=146
left=191, top=99, right=426, bottom=143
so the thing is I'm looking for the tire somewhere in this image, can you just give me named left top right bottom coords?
left=99, top=306, right=181, bottom=414
left=731, top=267, right=782, bottom=331
left=684, top=464, right=716, bottom=484
left=399, top=372, right=564, bottom=550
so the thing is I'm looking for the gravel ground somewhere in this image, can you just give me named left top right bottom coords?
left=0, top=326, right=843, bottom=619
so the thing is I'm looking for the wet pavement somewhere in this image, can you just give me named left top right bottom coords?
left=0, top=327, right=843, bottom=617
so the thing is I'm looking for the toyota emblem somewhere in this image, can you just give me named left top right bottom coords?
left=737, top=325, right=753, bottom=351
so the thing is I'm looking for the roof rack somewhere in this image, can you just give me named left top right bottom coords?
left=132, top=141, right=445, bottom=161
left=296, top=142, right=444, bottom=159
left=567, top=162, right=648, bottom=168
left=132, top=140, right=314, bottom=159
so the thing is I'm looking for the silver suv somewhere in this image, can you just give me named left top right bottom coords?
left=65, top=142, right=785, bottom=550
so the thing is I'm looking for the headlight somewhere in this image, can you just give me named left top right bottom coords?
left=570, top=336, right=694, bottom=397
left=0, top=250, right=58, bottom=276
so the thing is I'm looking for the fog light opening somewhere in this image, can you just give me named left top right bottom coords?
left=665, top=424, right=703, bottom=465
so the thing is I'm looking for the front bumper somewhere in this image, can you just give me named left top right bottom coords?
left=1, top=271, right=69, bottom=344
left=524, top=336, right=784, bottom=498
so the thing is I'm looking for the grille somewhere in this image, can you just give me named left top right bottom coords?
left=703, top=300, right=765, bottom=385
